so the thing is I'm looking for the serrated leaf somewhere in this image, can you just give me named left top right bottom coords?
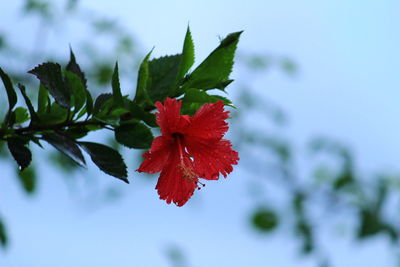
left=134, top=50, right=153, bottom=107
left=17, top=166, right=36, bottom=194
left=115, top=123, right=153, bottom=149
left=85, top=89, right=93, bottom=116
left=177, top=26, right=195, bottom=81
left=28, top=62, right=70, bottom=108
left=64, top=71, right=86, bottom=115
left=111, top=62, right=123, bottom=108
left=182, top=31, right=242, bottom=91
left=14, top=107, right=29, bottom=124
left=0, top=67, right=17, bottom=111
left=18, top=84, right=40, bottom=124
left=7, top=138, right=32, bottom=171
left=43, top=133, right=86, bottom=167
left=147, top=54, right=182, bottom=102
left=79, top=142, right=128, bottom=183
left=66, top=47, right=87, bottom=89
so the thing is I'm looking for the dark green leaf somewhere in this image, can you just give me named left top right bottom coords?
left=111, top=62, right=123, bottom=107
left=0, top=67, right=17, bottom=111
left=115, top=123, right=153, bottom=149
left=182, top=31, right=242, bottom=91
left=177, top=26, right=195, bottom=81
left=251, top=208, right=279, bottom=233
left=147, top=54, right=182, bottom=102
left=79, top=142, right=128, bottom=183
left=28, top=62, right=70, bottom=108
left=127, top=101, right=157, bottom=127
left=93, top=93, right=113, bottom=115
left=7, top=138, right=32, bottom=171
left=16, top=166, right=36, bottom=194
left=85, top=89, right=93, bottom=116
left=181, top=88, right=233, bottom=116
left=43, top=133, right=86, bottom=167
left=37, top=83, right=49, bottom=115
left=39, top=102, right=68, bottom=124
left=357, top=209, right=382, bottom=239
left=134, top=50, right=153, bottom=107
left=13, top=107, right=30, bottom=124
left=66, top=47, right=87, bottom=89
left=18, top=83, right=40, bottom=124
left=64, top=71, right=86, bottom=115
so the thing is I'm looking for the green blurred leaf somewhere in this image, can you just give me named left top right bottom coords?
left=115, top=123, right=153, bottom=149
left=16, top=165, right=36, bottom=194
left=7, top=138, right=32, bottom=171
left=28, top=62, right=70, bottom=108
left=182, top=31, right=242, bottom=91
left=43, top=133, right=86, bottom=167
left=79, top=142, right=128, bottom=183
left=13, top=107, right=29, bottom=124
left=176, top=26, right=195, bottom=82
left=111, top=62, right=123, bottom=108
left=251, top=207, right=279, bottom=233
left=0, top=217, right=7, bottom=247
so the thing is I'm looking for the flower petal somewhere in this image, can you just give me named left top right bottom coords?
left=185, top=136, right=239, bottom=180
left=155, top=98, right=190, bottom=136
left=155, top=149, right=197, bottom=206
left=137, top=136, right=173, bottom=174
left=185, top=101, right=229, bottom=140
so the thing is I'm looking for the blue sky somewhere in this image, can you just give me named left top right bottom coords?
left=1, top=1, right=400, bottom=266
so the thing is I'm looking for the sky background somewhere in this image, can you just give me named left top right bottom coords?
left=1, top=0, right=400, bottom=266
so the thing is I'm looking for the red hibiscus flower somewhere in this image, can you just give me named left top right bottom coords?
left=137, top=97, right=239, bottom=206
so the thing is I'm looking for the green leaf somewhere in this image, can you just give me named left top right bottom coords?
left=251, top=207, right=279, bottom=233
left=18, top=84, right=40, bottom=124
left=111, top=62, right=123, bottom=108
left=79, top=142, right=128, bottom=183
left=64, top=71, right=86, bottom=115
left=66, top=47, right=87, bottom=89
left=37, top=83, right=49, bottom=115
left=43, top=133, right=86, bottom=167
left=182, top=31, right=242, bottom=91
left=115, top=123, right=153, bottom=149
left=147, top=54, right=182, bottom=102
left=0, top=67, right=17, bottom=111
left=85, top=89, right=93, bottom=116
left=181, top=88, right=233, bottom=115
left=13, top=107, right=30, bottom=124
left=134, top=50, right=153, bottom=107
left=16, top=166, right=36, bottom=194
left=0, top=217, right=8, bottom=247
left=127, top=101, right=157, bottom=127
left=39, top=102, right=68, bottom=124
left=7, top=138, right=32, bottom=171
left=176, top=26, right=195, bottom=81
left=28, top=62, right=70, bottom=108
left=93, top=93, right=113, bottom=115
